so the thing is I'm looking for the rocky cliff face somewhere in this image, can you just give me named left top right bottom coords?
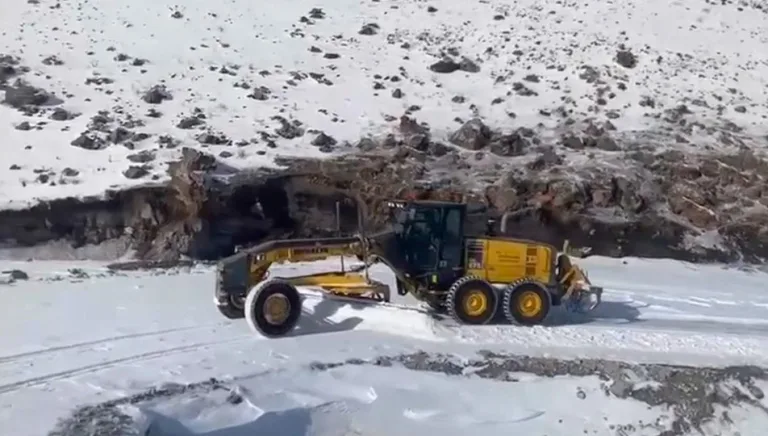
left=2, top=119, right=768, bottom=264
left=2, top=0, right=766, bottom=263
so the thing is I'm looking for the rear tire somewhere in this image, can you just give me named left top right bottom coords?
left=503, top=279, right=551, bottom=326
left=244, top=279, right=302, bottom=337
left=216, top=295, right=245, bottom=319
left=446, top=276, right=498, bottom=325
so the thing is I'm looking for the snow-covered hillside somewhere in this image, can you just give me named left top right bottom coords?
left=1, top=0, right=766, bottom=208
left=2, top=0, right=768, bottom=433
left=2, top=257, right=768, bottom=435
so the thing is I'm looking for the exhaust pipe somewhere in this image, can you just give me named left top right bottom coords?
left=499, top=207, right=535, bottom=234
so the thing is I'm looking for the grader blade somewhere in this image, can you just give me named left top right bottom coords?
left=566, top=285, right=603, bottom=314
left=557, top=248, right=604, bottom=315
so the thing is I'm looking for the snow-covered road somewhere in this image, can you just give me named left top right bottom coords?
left=2, top=257, right=768, bottom=435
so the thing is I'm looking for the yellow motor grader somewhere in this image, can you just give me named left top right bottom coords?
left=213, top=199, right=603, bottom=337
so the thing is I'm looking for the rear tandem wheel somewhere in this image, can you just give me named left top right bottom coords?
left=502, top=279, right=551, bottom=326
left=244, top=279, right=303, bottom=337
left=216, top=295, right=246, bottom=320
left=445, top=276, right=498, bottom=325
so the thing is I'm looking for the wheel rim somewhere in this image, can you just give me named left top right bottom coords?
left=263, top=294, right=291, bottom=325
left=463, top=290, right=488, bottom=317
left=517, top=290, right=542, bottom=318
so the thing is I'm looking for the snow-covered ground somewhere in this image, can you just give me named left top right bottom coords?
left=2, top=256, right=768, bottom=435
left=1, top=0, right=767, bottom=208
left=2, top=0, right=768, bottom=433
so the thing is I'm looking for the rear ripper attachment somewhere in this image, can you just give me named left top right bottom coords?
left=214, top=198, right=603, bottom=338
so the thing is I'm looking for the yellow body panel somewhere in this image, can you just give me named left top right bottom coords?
left=249, top=243, right=360, bottom=275
left=464, top=237, right=554, bottom=285
left=245, top=241, right=389, bottom=300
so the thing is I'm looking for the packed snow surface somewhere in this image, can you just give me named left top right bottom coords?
left=2, top=256, right=768, bottom=435
left=0, top=0, right=766, bottom=208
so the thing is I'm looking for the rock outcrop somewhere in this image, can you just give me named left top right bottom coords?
left=2, top=120, right=768, bottom=264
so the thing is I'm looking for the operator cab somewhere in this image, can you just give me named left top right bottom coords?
left=386, top=200, right=466, bottom=284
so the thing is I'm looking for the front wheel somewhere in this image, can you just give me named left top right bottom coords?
left=244, top=279, right=303, bottom=338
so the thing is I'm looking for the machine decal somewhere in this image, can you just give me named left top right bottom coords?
left=525, top=246, right=538, bottom=277
left=466, top=239, right=485, bottom=269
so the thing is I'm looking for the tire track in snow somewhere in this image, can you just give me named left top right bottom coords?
left=0, top=335, right=255, bottom=395
left=0, top=293, right=445, bottom=396
left=0, top=321, right=232, bottom=364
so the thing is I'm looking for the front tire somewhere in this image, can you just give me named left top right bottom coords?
left=244, top=279, right=302, bottom=337
left=446, top=276, right=498, bottom=325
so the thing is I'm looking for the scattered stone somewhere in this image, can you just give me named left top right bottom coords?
left=459, top=58, right=481, bottom=73
left=522, top=74, right=540, bottom=83
left=615, top=49, right=637, bottom=68
left=196, top=132, right=231, bottom=145
left=595, top=135, right=620, bottom=151
left=71, top=133, right=107, bottom=150
left=308, top=8, right=325, bottom=19
left=489, top=131, right=530, bottom=156
left=639, top=96, right=656, bottom=108
left=123, top=166, right=150, bottom=179
left=109, top=127, right=132, bottom=144
left=127, top=151, right=156, bottom=163
left=131, top=132, right=151, bottom=142
left=176, top=116, right=204, bottom=129
left=359, top=23, right=379, bottom=35
left=512, top=82, right=537, bottom=97
left=527, top=148, right=563, bottom=170
left=15, top=121, right=31, bottom=131
left=4, top=269, right=28, bottom=280
left=273, top=116, right=304, bottom=139
left=50, top=107, right=73, bottom=121
left=562, top=134, right=584, bottom=150
left=449, top=118, right=491, bottom=150
left=429, top=58, right=461, bottom=73
left=85, top=76, right=114, bottom=86
left=42, top=55, right=64, bottom=66
left=3, top=80, right=56, bottom=108
left=356, top=137, right=377, bottom=152
left=157, top=135, right=181, bottom=148
left=311, top=132, right=337, bottom=147
left=142, top=85, right=172, bottom=104
left=0, top=55, right=27, bottom=85
left=247, top=86, right=271, bottom=101
left=62, top=167, right=79, bottom=177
